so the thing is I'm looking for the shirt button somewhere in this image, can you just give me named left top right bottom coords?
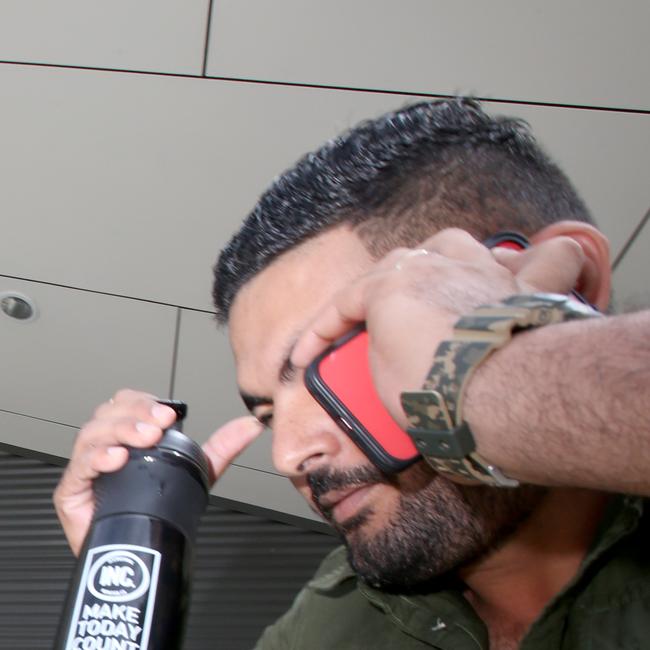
left=431, top=618, right=447, bottom=632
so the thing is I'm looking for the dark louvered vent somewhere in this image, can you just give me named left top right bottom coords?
left=0, top=448, right=338, bottom=649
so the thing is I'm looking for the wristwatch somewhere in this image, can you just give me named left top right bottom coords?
left=400, top=293, right=600, bottom=487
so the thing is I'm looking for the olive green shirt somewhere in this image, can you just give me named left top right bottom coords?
left=255, top=496, right=649, bottom=649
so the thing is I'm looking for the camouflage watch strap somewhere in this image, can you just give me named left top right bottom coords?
left=401, top=293, right=600, bottom=487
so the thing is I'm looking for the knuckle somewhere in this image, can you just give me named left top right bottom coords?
left=422, top=228, right=479, bottom=257
left=379, top=247, right=410, bottom=267
left=113, top=388, right=136, bottom=403
left=114, top=417, right=140, bottom=439
left=424, top=227, right=466, bottom=245
left=444, top=227, right=471, bottom=238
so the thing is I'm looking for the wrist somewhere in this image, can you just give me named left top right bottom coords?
left=400, top=293, right=600, bottom=487
left=460, top=325, right=536, bottom=478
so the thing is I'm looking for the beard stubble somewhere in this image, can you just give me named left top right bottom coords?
left=308, top=461, right=546, bottom=591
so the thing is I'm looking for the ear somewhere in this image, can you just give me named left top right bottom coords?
left=529, top=221, right=611, bottom=310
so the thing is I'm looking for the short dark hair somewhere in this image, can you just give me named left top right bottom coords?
left=213, top=98, right=593, bottom=323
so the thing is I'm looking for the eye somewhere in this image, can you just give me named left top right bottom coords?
left=256, top=412, right=273, bottom=428
left=279, top=358, right=296, bottom=384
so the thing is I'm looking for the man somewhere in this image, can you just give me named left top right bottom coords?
left=55, top=99, right=650, bottom=649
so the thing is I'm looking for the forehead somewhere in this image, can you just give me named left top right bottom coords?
left=229, top=226, right=375, bottom=392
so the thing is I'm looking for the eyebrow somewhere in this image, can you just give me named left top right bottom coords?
left=238, top=340, right=298, bottom=415
left=240, top=392, right=272, bottom=414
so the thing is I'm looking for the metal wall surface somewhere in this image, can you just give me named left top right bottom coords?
left=0, top=447, right=338, bottom=649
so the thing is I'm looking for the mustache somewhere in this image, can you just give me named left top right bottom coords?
left=307, top=464, right=387, bottom=511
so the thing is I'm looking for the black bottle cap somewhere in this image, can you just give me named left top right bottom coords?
left=155, top=400, right=210, bottom=489
left=158, top=428, right=210, bottom=490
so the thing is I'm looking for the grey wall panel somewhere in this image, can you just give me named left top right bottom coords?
left=0, top=278, right=176, bottom=432
left=207, top=0, right=650, bottom=110
left=1, top=65, right=647, bottom=313
left=0, top=412, right=77, bottom=459
left=173, top=310, right=246, bottom=435
left=0, top=0, right=209, bottom=75
left=612, top=210, right=650, bottom=313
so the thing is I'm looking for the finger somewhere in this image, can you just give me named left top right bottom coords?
left=376, top=231, right=491, bottom=272
left=61, top=413, right=169, bottom=501
left=202, top=417, right=264, bottom=484
left=419, top=228, right=494, bottom=263
left=489, top=247, right=524, bottom=273
left=55, top=443, right=128, bottom=500
left=76, top=393, right=177, bottom=468
left=61, top=425, right=145, bottom=497
left=62, top=391, right=179, bottom=492
left=497, top=237, right=585, bottom=294
left=74, top=414, right=166, bottom=457
left=291, top=239, right=473, bottom=368
left=290, top=272, right=378, bottom=368
left=54, top=392, right=181, bottom=555
left=292, top=232, right=497, bottom=369
left=95, top=390, right=177, bottom=429
left=373, top=246, right=427, bottom=272
left=109, top=388, right=159, bottom=408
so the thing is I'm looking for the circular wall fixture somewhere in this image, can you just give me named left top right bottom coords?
left=0, top=292, right=39, bottom=322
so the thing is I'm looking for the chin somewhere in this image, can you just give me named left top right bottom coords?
left=340, top=472, right=547, bottom=592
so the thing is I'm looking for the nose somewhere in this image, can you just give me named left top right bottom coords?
left=271, top=385, right=342, bottom=477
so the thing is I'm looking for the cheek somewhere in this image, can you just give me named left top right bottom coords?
left=398, top=460, right=439, bottom=491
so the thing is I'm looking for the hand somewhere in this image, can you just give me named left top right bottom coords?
left=291, top=228, right=585, bottom=427
left=53, top=389, right=263, bottom=555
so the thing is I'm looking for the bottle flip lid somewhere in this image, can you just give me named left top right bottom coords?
left=157, top=400, right=210, bottom=490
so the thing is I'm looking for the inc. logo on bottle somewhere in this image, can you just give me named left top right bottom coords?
left=88, top=550, right=152, bottom=603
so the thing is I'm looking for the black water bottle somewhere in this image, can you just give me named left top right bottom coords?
left=55, top=400, right=209, bottom=650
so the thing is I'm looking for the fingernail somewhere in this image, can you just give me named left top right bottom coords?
left=136, top=422, right=160, bottom=436
left=151, top=404, right=173, bottom=424
left=106, top=446, right=123, bottom=456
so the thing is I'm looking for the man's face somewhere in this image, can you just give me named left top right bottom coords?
left=229, top=226, right=544, bottom=590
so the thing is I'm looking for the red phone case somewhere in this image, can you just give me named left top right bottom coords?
left=305, top=325, right=419, bottom=474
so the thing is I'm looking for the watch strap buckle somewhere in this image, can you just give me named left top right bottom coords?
left=402, top=389, right=476, bottom=459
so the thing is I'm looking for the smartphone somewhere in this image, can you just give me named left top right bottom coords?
left=482, top=231, right=530, bottom=251
left=305, top=323, right=419, bottom=473
left=304, top=231, right=588, bottom=474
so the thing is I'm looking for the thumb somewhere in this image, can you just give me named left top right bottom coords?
left=202, top=416, right=264, bottom=484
